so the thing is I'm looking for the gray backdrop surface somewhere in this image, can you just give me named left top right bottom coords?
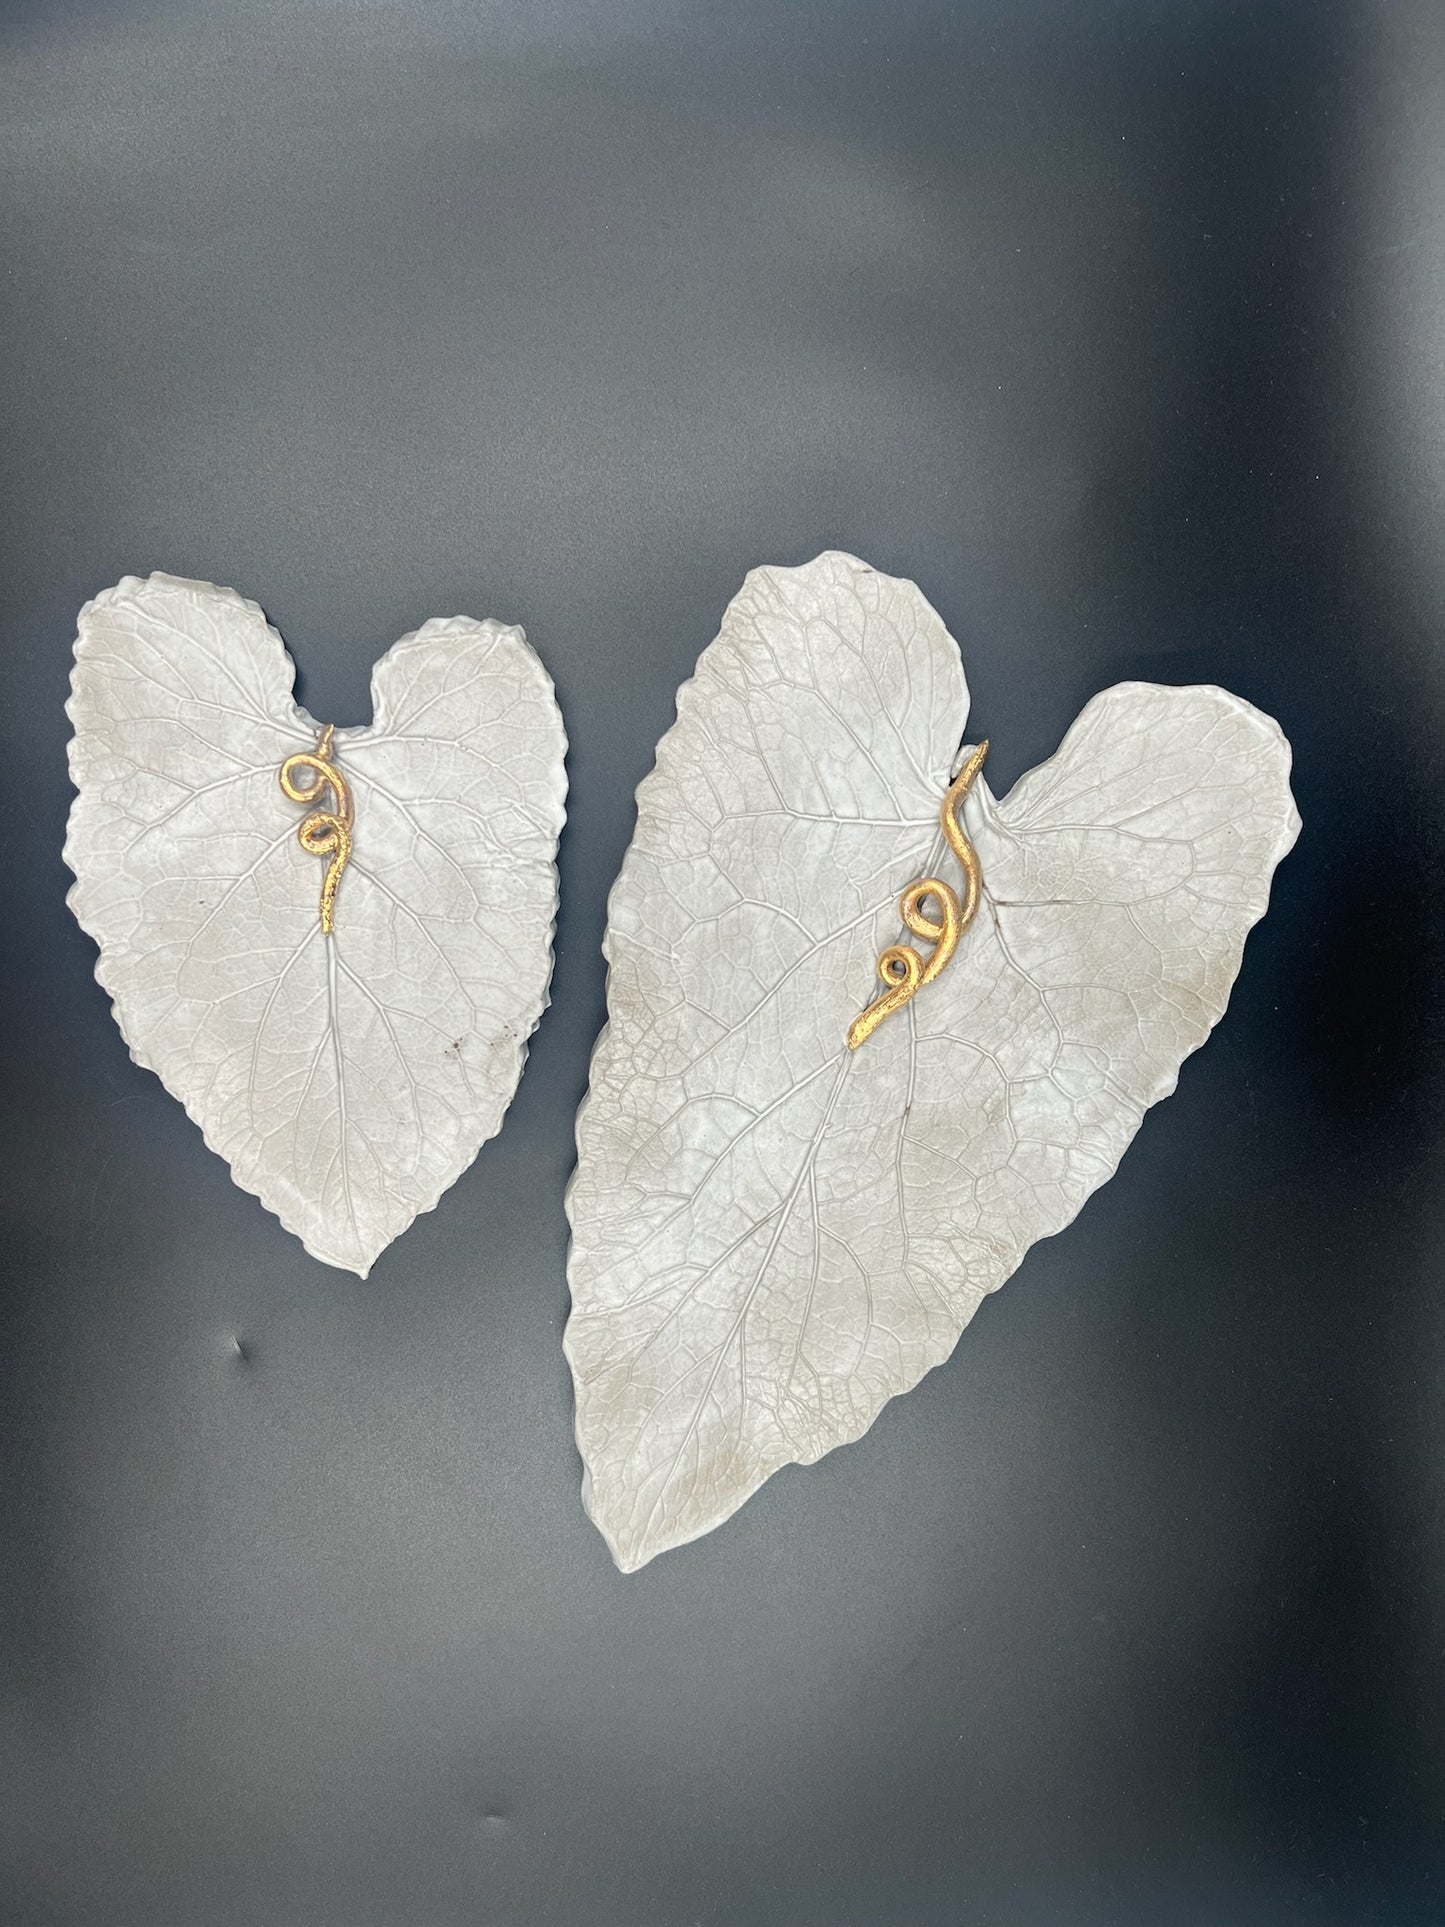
left=2, top=2, right=1444, bottom=1923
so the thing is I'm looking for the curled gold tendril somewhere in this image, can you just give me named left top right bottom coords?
left=847, top=739, right=989, bottom=1050
left=279, top=724, right=353, bottom=935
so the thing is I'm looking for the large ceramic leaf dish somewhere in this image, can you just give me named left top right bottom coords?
left=565, top=550, right=1299, bottom=1570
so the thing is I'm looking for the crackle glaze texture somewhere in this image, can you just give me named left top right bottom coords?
left=65, top=573, right=567, bottom=1276
left=565, top=551, right=1300, bottom=1571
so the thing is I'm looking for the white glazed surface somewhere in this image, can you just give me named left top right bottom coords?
left=566, top=551, right=1300, bottom=1571
left=66, top=573, right=567, bottom=1276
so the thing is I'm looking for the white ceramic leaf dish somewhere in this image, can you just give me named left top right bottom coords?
left=65, top=572, right=568, bottom=1277
left=565, top=550, right=1300, bottom=1571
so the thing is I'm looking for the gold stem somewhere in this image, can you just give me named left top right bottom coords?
left=279, top=725, right=354, bottom=935
left=847, top=740, right=989, bottom=1049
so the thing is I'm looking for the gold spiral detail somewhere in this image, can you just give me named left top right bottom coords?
left=847, top=739, right=989, bottom=1050
left=279, top=724, right=354, bottom=935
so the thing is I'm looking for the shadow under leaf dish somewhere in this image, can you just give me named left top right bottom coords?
left=65, top=573, right=567, bottom=1276
left=565, top=551, right=1299, bottom=1572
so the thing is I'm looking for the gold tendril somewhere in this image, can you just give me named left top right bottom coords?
left=279, top=724, right=353, bottom=935
left=847, top=739, right=989, bottom=1050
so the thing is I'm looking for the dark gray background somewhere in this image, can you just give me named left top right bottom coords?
left=3, top=1, right=1443, bottom=1922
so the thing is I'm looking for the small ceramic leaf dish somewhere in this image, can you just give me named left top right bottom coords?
left=66, top=572, right=567, bottom=1276
left=565, top=550, right=1299, bottom=1570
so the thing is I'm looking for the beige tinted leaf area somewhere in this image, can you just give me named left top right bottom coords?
left=66, top=573, right=566, bottom=1276
left=566, top=551, right=1299, bottom=1570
